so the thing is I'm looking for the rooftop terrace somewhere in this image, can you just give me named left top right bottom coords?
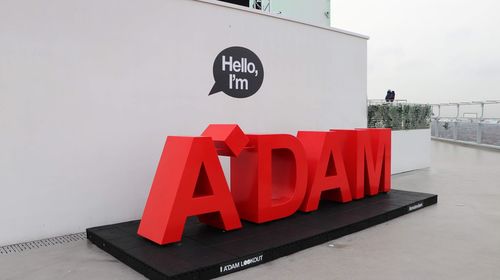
left=1, top=140, right=499, bottom=279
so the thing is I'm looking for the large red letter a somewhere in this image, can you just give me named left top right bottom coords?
left=297, top=131, right=352, bottom=212
left=137, top=137, right=242, bottom=245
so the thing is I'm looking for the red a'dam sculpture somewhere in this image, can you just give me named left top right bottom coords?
left=137, top=125, right=391, bottom=245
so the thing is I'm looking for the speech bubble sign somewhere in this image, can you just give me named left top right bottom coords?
left=209, top=46, right=264, bottom=98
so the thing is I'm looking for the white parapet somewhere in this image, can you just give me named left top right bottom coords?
left=392, top=129, right=432, bottom=174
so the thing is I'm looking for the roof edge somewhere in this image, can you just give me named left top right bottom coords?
left=194, top=0, right=370, bottom=40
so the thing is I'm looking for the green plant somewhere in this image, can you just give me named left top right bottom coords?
left=367, top=103, right=431, bottom=130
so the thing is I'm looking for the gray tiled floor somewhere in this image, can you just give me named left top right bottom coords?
left=1, top=141, right=499, bottom=280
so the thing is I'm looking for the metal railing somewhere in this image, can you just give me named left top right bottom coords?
left=250, top=0, right=271, bottom=12
left=431, top=101, right=500, bottom=149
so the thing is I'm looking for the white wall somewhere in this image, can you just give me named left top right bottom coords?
left=392, top=129, right=431, bottom=174
left=0, top=0, right=368, bottom=245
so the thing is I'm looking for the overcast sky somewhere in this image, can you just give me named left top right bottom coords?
left=331, top=0, right=500, bottom=104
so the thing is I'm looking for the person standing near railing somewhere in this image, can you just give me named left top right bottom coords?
left=385, top=89, right=396, bottom=102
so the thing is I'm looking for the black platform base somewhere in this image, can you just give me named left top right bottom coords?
left=87, top=189, right=437, bottom=280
